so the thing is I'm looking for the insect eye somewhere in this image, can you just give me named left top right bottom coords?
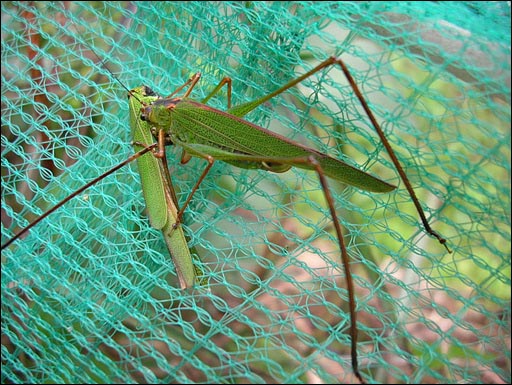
left=143, top=86, right=156, bottom=97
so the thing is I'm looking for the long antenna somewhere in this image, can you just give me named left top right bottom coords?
left=1, top=144, right=157, bottom=250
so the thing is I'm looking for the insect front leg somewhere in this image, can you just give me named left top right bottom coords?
left=164, top=72, right=202, bottom=99
left=202, top=76, right=233, bottom=108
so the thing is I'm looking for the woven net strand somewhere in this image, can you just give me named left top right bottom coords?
left=2, top=2, right=510, bottom=384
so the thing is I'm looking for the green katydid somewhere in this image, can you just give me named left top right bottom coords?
left=2, top=49, right=450, bottom=382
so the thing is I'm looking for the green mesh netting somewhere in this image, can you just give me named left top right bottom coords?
left=1, top=2, right=510, bottom=384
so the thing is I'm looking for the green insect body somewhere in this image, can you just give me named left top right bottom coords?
left=140, top=95, right=395, bottom=194
left=129, top=86, right=198, bottom=289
